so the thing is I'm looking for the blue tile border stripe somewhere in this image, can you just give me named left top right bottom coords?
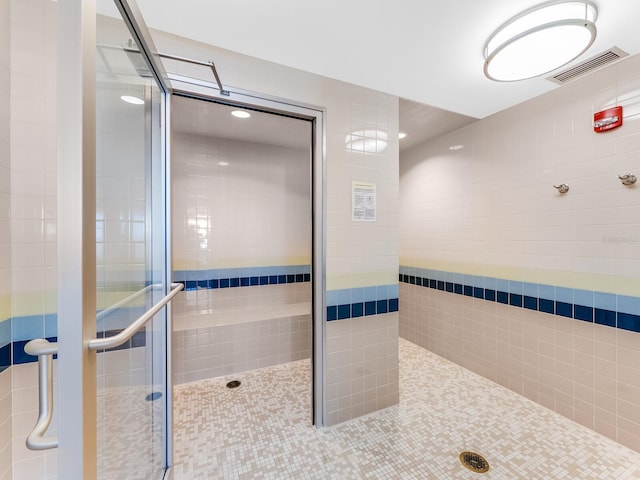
left=400, top=266, right=640, bottom=333
left=326, top=284, right=398, bottom=321
left=174, top=265, right=311, bottom=291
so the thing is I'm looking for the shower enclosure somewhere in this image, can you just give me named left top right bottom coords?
left=170, top=96, right=313, bottom=387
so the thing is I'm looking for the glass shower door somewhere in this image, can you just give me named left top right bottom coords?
left=95, top=4, right=168, bottom=479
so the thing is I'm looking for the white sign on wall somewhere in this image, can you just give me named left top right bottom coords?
left=352, top=181, right=376, bottom=222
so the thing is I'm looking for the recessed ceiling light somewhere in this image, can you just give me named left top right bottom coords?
left=449, top=145, right=464, bottom=151
left=483, top=1, right=598, bottom=82
left=398, top=132, right=407, bottom=139
left=231, top=110, right=251, bottom=119
left=217, top=161, right=229, bottom=166
left=120, top=95, right=144, bottom=105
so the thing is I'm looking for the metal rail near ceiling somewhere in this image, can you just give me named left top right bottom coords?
left=97, top=40, right=230, bottom=96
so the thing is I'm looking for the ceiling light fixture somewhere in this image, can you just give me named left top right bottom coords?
left=231, top=110, right=251, bottom=118
left=483, top=1, right=598, bottom=82
left=398, top=132, right=407, bottom=139
left=449, top=145, right=464, bottom=151
left=217, top=161, right=229, bottom=166
left=120, top=95, right=144, bottom=105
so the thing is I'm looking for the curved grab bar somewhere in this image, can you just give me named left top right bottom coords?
left=89, top=282, right=184, bottom=351
left=24, top=338, right=58, bottom=450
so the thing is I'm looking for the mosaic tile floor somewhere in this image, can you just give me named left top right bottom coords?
left=172, top=339, right=640, bottom=479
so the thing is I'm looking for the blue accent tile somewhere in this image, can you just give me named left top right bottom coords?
left=365, top=301, right=376, bottom=316
left=574, top=305, right=593, bottom=322
left=399, top=274, right=404, bottom=282
left=286, top=274, right=295, bottom=283
left=197, top=280, right=208, bottom=289
left=454, top=283, right=463, bottom=295
left=185, top=280, right=196, bottom=291
left=437, top=281, right=445, bottom=291
left=509, top=281, right=523, bottom=295
left=423, top=278, right=430, bottom=288
left=409, top=275, right=416, bottom=285
left=269, top=275, right=278, bottom=285
left=209, top=279, right=219, bottom=289
left=377, top=300, right=388, bottom=314
left=539, top=298, right=554, bottom=314
left=484, top=289, right=496, bottom=302
left=13, top=340, right=35, bottom=364
left=0, top=319, right=11, bottom=346
left=250, top=276, right=259, bottom=286
left=338, top=304, right=350, bottom=320
left=389, top=298, right=399, bottom=312
left=259, top=276, right=269, bottom=285
left=173, top=270, right=186, bottom=282
left=496, top=279, right=509, bottom=293
left=295, top=274, right=304, bottom=283
left=0, top=343, right=10, bottom=369
left=351, top=288, right=365, bottom=303
left=352, top=303, right=363, bottom=317
left=524, top=296, right=537, bottom=311
left=573, top=289, right=594, bottom=308
left=555, top=287, right=573, bottom=304
left=483, top=277, right=497, bottom=291
left=429, top=279, right=437, bottom=289
left=326, top=291, right=339, bottom=306
left=473, top=287, right=484, bottom=299
left=44, top=314, right=57, bottom=338
left=336, top=289, right=351, bottom=305
left=618, top=312, right=640, bottom=333
left=595, top=308, right=616, bottom=327
left=230, top=278, right=240, bottom=288
left=12, top=315, right=44, bottom=342
left=278, top=275, right=287, bottom=284
left=364, top=287, right=378, bottom=302
left=594, top=292, right=616, bottom=311
left=618, top=295, right=640, bottom=315
left=463, top=285, right=473, bottom=297
left=220, top=278, right=229, bottom=288
left=509, top=294, right=523, bottom=308
left=240, top=277, right=250, bottom=287
left=327, top=306, right=337, bottom=321
left=304, top=273, right=311, bottom=282
left=388, top=284, right=399, bottom=298
left=556, top=301, right=573, bottom=318
left=538, top=284, right=554, bottom=302
left=522, top=282, right=538, bottom=298
left=497, top=291, right=509, bottom=304
left=445, top=282, right=453, bottom=293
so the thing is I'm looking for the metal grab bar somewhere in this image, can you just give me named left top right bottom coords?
left=97, top=283, right=158, bottom=321
left=24, top=338, right=58, bottom=450
left=89, top=282, right=184, bottom=351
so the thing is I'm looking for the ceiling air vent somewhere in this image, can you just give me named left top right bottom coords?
left=548, top=47, right=628, bottom=84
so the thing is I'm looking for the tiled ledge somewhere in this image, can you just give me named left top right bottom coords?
left=400, top=266, right=640, bottom=333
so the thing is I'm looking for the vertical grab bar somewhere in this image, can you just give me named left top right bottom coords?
left=24, top=338, right=59, bottom=450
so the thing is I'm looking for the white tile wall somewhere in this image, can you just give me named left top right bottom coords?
left=399, top=53, right=640, bottom=451
left=171, top=128, right=311, bottom=271
left=0, top=369, right=11, bottom=480
left=400, top=283, right=640, bottom=452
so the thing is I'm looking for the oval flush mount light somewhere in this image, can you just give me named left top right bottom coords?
left=231, top=110, right=251, bottom=118
left=483, top=1, right=598, bottom=82
left=120, top=95, right=144, bottom=105
left=345, top=129, right=388, bottom=153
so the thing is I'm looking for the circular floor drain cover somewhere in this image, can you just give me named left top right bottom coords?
left=459, top=452, right=489, bottom=473
left=226, top=380, right=241, bottom=389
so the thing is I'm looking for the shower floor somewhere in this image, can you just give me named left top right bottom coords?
left=172, top=339, right=640, bottom=479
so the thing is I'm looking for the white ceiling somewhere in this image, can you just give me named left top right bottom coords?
left=133, top=0, right=640, bottom=120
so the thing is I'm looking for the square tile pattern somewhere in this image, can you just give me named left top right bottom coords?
left=172, top=339, right=640, bottom=479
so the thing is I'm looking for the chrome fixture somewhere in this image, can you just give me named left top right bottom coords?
left=24, top=338, right=58, bottom=450
left=483, top=1, right=598, bottom=82
left=618, top=173, right=637, bottom=186
left=554, top=183, right=570, bottom=194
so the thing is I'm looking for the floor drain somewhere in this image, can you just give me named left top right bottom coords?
left=459, top=452, right=489, bottom=473
left=145, top=392, right=162, bottom=402
left=226, top=380, right=241, bottom=389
